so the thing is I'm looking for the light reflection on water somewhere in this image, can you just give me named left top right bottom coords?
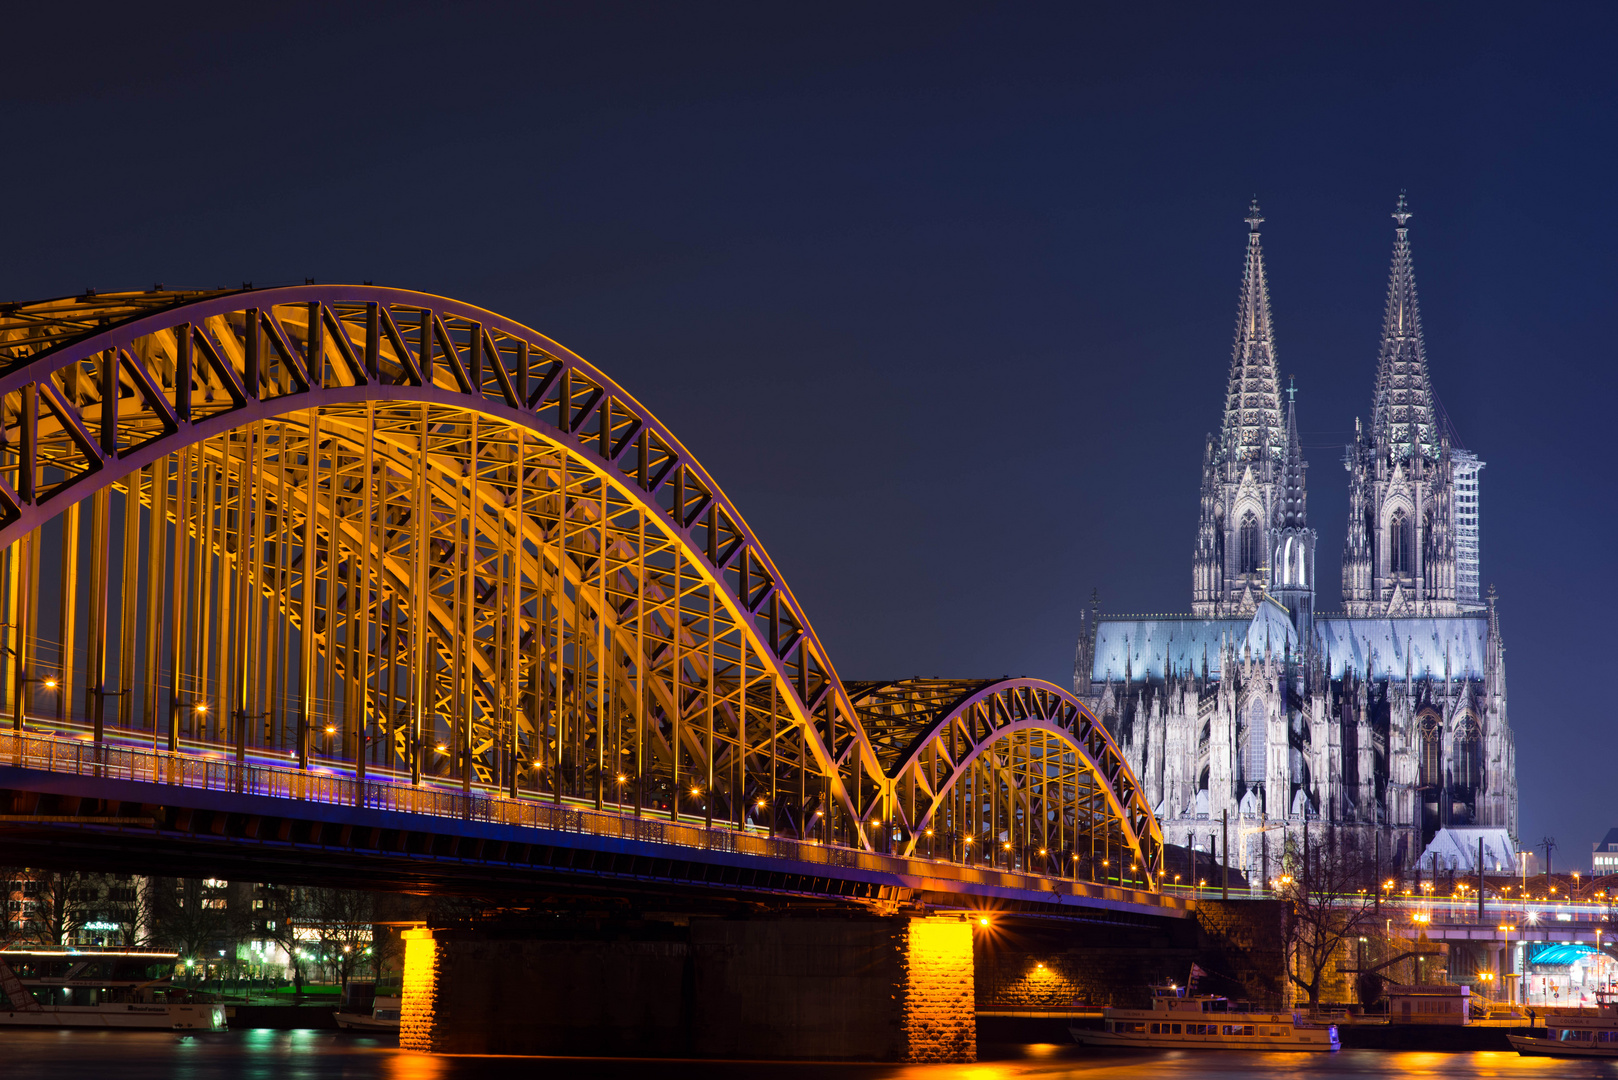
left=2, top=1033, right=1615, bottom=1080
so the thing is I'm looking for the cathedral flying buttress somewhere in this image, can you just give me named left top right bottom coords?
left=1078, top=196, right=1518, bottom=878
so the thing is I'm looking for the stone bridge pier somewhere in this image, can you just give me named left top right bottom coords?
left=400, top=914, right=976, bottom=1062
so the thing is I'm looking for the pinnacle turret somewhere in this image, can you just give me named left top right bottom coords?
left=1220, top=199, right=1285, bottom=466
left=1279, top=378, right=1307, bottom=528
left=1371, top=193, right=1437, bottom=460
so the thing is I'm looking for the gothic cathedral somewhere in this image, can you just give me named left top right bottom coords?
left=1076, top=197, right=1518, bottom=877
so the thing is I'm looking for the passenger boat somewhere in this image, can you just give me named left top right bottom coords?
left=1071, top=984, right=1339, bottom=1051
left=1508, top=1005, right=1618, bottom=1058
left=0, top=946, right=226, bottom=1030
left=335, top=995, right=401, bottom=1032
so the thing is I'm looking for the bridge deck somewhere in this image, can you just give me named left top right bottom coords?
left=0, top=730, right=1184, bottom=920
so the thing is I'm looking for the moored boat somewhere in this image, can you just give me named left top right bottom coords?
left=335, top=995, right=401, bottom=1032
left=0, top=946, right=226, bottom=1030
left=1508, top=1004, right=1618, bottom=1058
left=1071, top=983, right=1338, bottom=1051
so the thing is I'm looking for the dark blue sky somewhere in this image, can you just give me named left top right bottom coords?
left=4, top=4, right=1612, bottom=862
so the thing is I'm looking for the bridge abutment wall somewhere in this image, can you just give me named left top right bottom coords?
left=400, top=914, right=974, bottom=1061
left=975, top=901, right=1288, bottom=1012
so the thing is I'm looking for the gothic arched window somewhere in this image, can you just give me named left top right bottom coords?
left=1454, top=716, right=1481, bottom=790
left=1238, top=513, right=1261, bottom=574
left=1390, top=509, right=1413, bottom=575
left=1241, top=698, right=1267, bottom=785
left=1281, top=537, right=1294, bottom=585
left=1418, top=713, right=1443, bottom=788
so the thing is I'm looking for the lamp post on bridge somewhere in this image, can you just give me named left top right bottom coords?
left=10, top=671, right=59, bottom=732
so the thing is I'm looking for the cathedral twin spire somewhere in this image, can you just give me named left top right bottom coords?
left=1196, top=193, right=1461, bottom=621
left=1370, top=193, right=1439, bottom=461
left=1191, top=199, right=1297, bottom=620
left=1219, top=200, right=1286, bottom=467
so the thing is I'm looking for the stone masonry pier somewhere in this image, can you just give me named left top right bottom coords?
left=401, top=915, right=975, bottom=1062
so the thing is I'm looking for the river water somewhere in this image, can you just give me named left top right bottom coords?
left=2, top=1031, right=1610, bottom=1078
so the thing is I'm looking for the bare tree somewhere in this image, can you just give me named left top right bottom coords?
left=1276, top=826, right=1380, bottom=1007
left=260, top=884, right=316, bottom=1004
left=147, top=878, right=246, bottom=972
left=3, top=869, right=88, bottom=945
left=311, top=889, right=376, bottom=993
left=110, top=878, right=158, bottom=947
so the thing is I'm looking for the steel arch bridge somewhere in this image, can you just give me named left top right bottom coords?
left=0, top=286, right=1162, bottom=891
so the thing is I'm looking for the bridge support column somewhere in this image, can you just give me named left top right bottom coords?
left=400, top=914, right=974, bottom=1062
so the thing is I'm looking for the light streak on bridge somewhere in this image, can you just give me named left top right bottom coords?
left=0, top=286, right=1163, bottom=902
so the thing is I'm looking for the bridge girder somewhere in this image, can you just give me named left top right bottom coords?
left=0, top=286, right=1159, bottom=882
left=852, top=678, right=1163, bottom=889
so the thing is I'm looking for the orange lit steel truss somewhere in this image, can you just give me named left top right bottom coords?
left=853, top=679, right=1161, bottom=886
left=0, top=286, right=1161, bottom=885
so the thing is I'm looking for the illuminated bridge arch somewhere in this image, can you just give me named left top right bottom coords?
left=852, top=679, right=1162, bottom=889
left=0, top=287, right=1159, bottom=881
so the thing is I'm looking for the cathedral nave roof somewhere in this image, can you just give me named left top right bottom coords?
left=1316, top=616, right=1487, bottom=680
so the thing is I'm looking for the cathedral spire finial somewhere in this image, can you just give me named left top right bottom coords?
left=1246, top=197, right=1264, bottom=232
left=1392, top=190, right=1413, bottom=228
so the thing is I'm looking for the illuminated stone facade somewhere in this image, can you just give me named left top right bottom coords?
left=900, top=917, right=976, bottom=1062
left=1077, top=199, right=1517, bottom=874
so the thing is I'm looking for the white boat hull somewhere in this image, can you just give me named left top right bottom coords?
left=334, top=1011, right=400, bottom=1032
left=1509, top=1033, right=1618, bottom=1058
left=1072, top=1026, right=1338, bottom=1051
left=0, top=1003, right=225, bottom=1030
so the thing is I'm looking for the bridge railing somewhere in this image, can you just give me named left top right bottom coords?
left=0, top=729, right=1171, bottom=906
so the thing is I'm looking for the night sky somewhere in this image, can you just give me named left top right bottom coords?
left=3, top=5, right=1612, bottom=863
